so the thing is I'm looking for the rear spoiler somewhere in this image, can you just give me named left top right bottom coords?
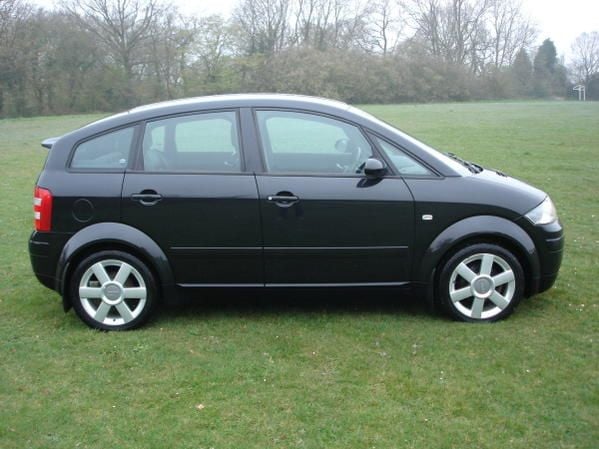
left=41, top=137, right=60, bottom=150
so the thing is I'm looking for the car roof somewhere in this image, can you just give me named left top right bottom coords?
left=84, top=94, right=353, bottom=130
left=130, top=94, right=351, bottom=114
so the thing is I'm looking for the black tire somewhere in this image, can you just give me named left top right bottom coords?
left=70, top=250, right=157, bottom=330
left=437, top=243, right=524, bottom=322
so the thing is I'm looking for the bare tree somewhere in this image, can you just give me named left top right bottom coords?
left=403, top=0, right=443, bottom=56
left=62, top=0, right=164, bottom=105
left=290, top=0, right=320, bottom=46
left=0, top=0, right=33, bottom=114
left=446, top=0, right=490, bottom=67
left=233, top=0, right=290, bottom=55
left=362, top=0, right=404, bottom=54
left=148, top=9, right=195, bottom=99
left=1, top=0, right=25, bottom=39
left=288, top=0, right=370, bottom=50
left=405, top=0, right=537, bottom=73
left=571, top=31, right=599, bottom=85
left=405, top=0, right=489, bottom=67
left=193, top=15, right=234, bottom=84
left=487, top=0, right=535, bottom=68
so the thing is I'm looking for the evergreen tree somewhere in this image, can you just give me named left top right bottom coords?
left=532, top=38, right=566, bottom=97
left=510, top=48, right=533, bottom=96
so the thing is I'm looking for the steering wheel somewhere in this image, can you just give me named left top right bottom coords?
left=355, top=161, right=366, bottom=174
left=145, top=148, right=168, bottom=170
left=335, top=138, right=363, bottom=173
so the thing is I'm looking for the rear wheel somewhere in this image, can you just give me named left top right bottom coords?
left=438, top=243, right=524, bottom=322
left=70, top=251, right=157, bottom=330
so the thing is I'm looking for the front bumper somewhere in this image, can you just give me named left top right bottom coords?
left=522, top=218, right=564, bottom=295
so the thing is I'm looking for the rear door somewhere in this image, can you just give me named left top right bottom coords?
left=121, top=110, right=262, bottom=286
left=253, top=109, right=415, bottom=285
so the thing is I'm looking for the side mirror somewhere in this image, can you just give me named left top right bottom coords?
left=363, top=158, right=387, bottom=178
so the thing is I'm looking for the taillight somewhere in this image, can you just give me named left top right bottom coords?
left=34, top=186, right=53, bottom=232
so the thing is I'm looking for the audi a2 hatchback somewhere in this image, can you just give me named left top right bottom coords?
left=29, top=94, right=563, bottom=329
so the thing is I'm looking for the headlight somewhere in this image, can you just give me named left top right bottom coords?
left=525, top=196, right=557, bottom=225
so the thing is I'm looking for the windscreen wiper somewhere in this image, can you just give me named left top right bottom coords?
left=445, top=152, right=483, bottom=173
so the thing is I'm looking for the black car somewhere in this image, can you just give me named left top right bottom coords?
left=29, top=94, right=563, bottom=330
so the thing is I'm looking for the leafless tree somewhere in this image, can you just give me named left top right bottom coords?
left=0, top=0, right=33, bottom=113
left=571, top=31, right=599, bottom=84
left=362, top=0, right=404, bottom=55
left=403, top=0, right=442, bottom=56
left=487, top=0, right=535, bottom=68
left=148, top=9, right=196, bottom=100
left=404, top=0, right=487, bottom=65
left=193, top=15, right=232, bottom=82
left=62, top=0, right=164, bottom=105
left=233, top=0, right=290, bottom=55
left=288, top=0, right=370, bottom=50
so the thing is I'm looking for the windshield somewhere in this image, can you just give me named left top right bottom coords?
left=348, top=106, right=472, bottom=176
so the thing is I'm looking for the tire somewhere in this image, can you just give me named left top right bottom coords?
left=437, top=243, right=524, bottom=322
left=70, top=250, right=157, bottom=330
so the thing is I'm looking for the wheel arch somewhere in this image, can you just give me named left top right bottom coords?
left=56, top=222, right=177, bottom=311
left=419, top=215, right=540, bottom=298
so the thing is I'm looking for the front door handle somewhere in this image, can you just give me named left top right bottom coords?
left=267, top=192, right=300, bottom=208
left=131, top=190, right=162, bottom=206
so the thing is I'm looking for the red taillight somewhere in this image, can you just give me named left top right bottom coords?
left=34, top=186, right=53, bottom=232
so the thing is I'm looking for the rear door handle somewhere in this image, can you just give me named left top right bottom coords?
left=267, top=192, right=300, bottom=207
left=131, top=191, right=162, bottom=206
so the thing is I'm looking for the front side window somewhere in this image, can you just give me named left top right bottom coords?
left=256, top=110, right=373, bottom=174
left=374, top=136, right=434, bottom=176
left=71, top=127, right=134, bottom=169
left=142, top=111, right=240, bottom=172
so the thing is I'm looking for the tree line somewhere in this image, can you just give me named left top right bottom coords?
left=0, top=0, right=597, bottom=117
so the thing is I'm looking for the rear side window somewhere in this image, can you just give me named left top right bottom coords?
left=71, top=127, right=134, bottom=170
left=142, top=111, right=240, bottom=172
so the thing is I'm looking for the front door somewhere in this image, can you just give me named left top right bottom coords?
left=121, top=110, right=262, bottom=286
left=253, top=110, right=414, bottom=285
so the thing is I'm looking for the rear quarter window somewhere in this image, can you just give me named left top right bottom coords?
left=70, top=127, right=134, bottom=170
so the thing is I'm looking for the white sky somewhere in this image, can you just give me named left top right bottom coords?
left=31, top=0, right=599, bottom=61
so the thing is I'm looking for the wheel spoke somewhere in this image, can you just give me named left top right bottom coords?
left=123, top=287, right=146, bottom=299
left=450, top=286, right=472, bottom=303
left=115, top=302, right=134, bottom=322
left=489, top=291, right=509, bottom=309
left=493, top=270, right=515, bottom=286
left=91, top=262, right=111, bottom=284
left=471, top=298, right=485, bottom=319
left=79, top=286, right=102, bottom=298
left=480, top=254, right=494, bottom=276
left=94, top=302, right=111, bottom=321
left=114, top=263, right=132, bottom=285
left=456, top=262, right=477, bottom=282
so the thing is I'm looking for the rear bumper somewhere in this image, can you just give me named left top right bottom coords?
left=29, top=231, right=68, bottom=293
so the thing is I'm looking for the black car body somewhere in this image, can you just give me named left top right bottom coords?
left=29, top=94, right=564, bottom=329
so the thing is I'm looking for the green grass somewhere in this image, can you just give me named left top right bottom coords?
left=1, top=102, right=597, bottom=449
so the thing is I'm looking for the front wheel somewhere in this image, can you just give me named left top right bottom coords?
left=70, top=251, right=157, bottom=330
left=437, top=243, right=524, bottom=322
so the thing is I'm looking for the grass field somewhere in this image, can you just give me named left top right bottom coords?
left=1, top=102, right=597, bottom=449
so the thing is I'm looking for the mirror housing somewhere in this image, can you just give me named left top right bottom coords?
left=363, top=158, right=387, bottom=178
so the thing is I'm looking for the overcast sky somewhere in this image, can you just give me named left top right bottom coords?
left=31, top=0, right=598, bottom=61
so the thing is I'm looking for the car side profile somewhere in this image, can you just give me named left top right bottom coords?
left=29, top=94, right=564, bottom=330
